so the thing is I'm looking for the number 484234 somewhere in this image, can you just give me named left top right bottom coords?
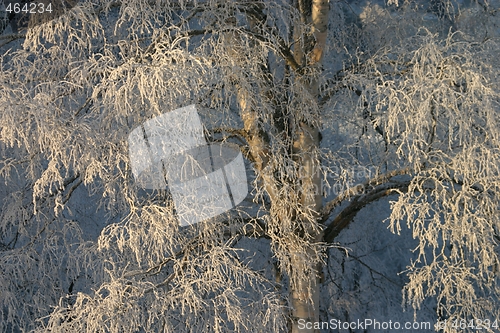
left=5, top=2, right=53, bottom=14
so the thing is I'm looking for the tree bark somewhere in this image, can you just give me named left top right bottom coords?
left=289, top=1, right=329, bottom=332
left=227, top=1, right=329, bottom=330
left=290, top=123, right=323, bottom=333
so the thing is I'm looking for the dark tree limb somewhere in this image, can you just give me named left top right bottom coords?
left=321, top=166, right=413, bottom=220
left=323, top=180, right=411, bottom=243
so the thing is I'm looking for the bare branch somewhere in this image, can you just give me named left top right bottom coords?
left=323, top=180, right=411, bottom=243
left=321, top=167, right=413, bottom=220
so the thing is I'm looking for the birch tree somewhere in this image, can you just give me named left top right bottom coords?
left=0, top=0, right=499, bottom=332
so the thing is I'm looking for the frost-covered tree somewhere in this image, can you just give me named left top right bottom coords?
left=1, top=0, right=500, bottom=332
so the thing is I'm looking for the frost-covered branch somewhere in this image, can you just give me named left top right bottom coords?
left=1, top=1, right=499, bottom=332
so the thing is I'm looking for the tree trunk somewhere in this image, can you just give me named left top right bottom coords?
left=289, top=122, right=323, bottom=333
left=289, top=1, right=329, bottom=332
left=227, top=1, right=329, bottom=330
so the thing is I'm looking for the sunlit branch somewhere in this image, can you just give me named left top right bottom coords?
left=6, top=174, right=84, bottom=254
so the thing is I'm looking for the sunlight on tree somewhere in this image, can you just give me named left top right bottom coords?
left=0, top=0, right=499, bottom=332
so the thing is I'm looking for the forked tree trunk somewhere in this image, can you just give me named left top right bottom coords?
left=228, top=1, right=329, bottom=331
